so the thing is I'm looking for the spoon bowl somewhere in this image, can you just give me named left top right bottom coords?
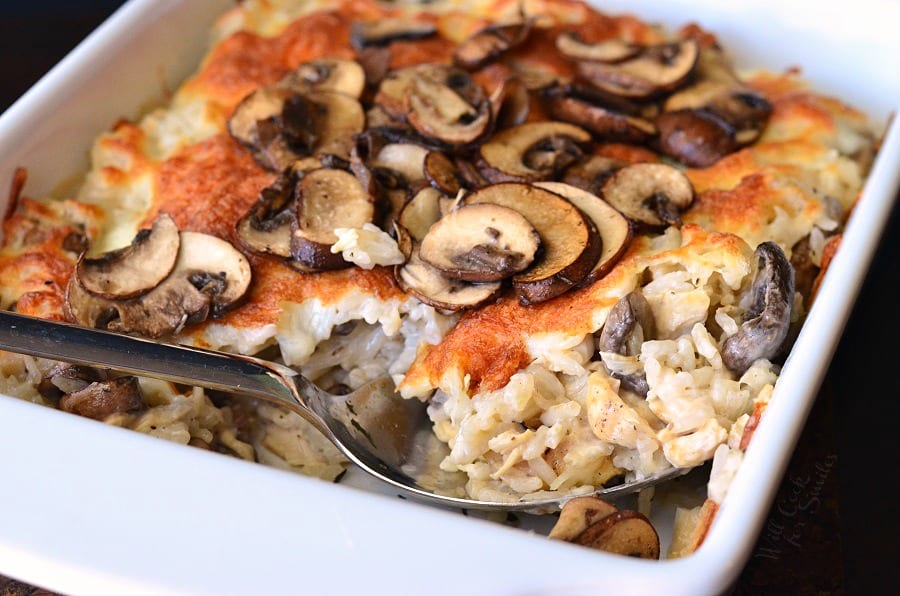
left=0, top=310, right=689, bottom=511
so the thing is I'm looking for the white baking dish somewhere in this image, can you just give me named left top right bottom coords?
left=1, top=0, right=898, bottom=594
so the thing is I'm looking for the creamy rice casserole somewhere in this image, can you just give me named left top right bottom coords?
left=0, top=0, right=878, bottom=555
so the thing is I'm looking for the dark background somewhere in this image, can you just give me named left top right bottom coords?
left=0, top=2, right=897, bottom=594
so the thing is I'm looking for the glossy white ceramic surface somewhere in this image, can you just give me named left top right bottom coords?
left=0, top=1, right=898, bottom=594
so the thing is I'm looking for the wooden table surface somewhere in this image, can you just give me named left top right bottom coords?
left=0, top=2, right=897, bottom=594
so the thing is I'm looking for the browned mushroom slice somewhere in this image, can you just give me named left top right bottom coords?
left=535, top=182, right=631, bottom=283
left=561, top=155, right=626, bottom=196
left=228, top=85, right=365, bottom=170
left=453, top=18, right=535, bottom=70
left=67, top=232, right=252, bottom=338
left=404, top=67, right=493, bottom=146
left=601, top=162, right=695, bottom=227
left=462, top=183, right=602, bottom=304
left=75, top=214, right=180, bottom=300
left=59, top=376, right=144, bottom=421
left=228, top=86, right=314, bottom=171
left=664, top=81, right=772, bottom=147
left=548, top=496, right=619, bottom=541
left=722, top=241, right=795, bottom=375
left=396, top=245, right=502, bottom=312
left=573, top=509, right=661, bottom=559
left=577, top=39, right=699, bottom=100
left=542, top=84, right=656, bottom=143
left=489, top=77, right=531, bottom=130
left=398, top=186, right=446, bottom=242
left=419, top=203, right=540, bottom=282
left=37, top=364, right=106, bottom=402
left=350, top=18, right=437, bottom=49
left=556, top=33, right=639, bottom=63
left=307, top=90, right=366, bottom=158
left=594, top=290, right=656, bottom=396
left=282, top=57, right=366, bottom=99
left=371, top=143, right=430, bottom=185
left=656, top=109, right=736, bottom=168
left=236, top=173, right=297, bottom=259
left=374, top=65, right=425, bottom=119
left=478, top=121, right=591, bottom=183
left=291, top=168, right=375, bottom=270
left=423, top=151, right=468, bottom=195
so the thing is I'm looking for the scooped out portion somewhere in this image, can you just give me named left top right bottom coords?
left=401, top=226, right=787, bottom=503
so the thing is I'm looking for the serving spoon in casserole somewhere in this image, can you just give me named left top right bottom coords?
left=0, top=310, right=687, bottom=512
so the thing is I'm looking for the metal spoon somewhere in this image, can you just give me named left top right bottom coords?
left=0, top=310, right=687, bottom=511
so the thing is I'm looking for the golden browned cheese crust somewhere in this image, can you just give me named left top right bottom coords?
left=1, top=0, right=873, bottom=380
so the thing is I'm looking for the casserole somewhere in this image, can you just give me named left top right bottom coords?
left=0, top=0, right=891, bottom=587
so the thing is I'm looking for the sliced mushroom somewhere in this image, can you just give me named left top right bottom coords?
left=404, top=66, right=493, bottom=146
left=478, top=121, right=591, bottom=183
left=37, top=363, right=106, bottom=402
left=397, top=186, right=446, bottom=242
left=555, top=33, right=640, bottom=63
left=228, top=86, right=364, bottom=171
left=356, top=46, right=393, bottom=88
left=397, top=187, right=444, bottom=242
left=572, top=509, right=660, bottom=559
left=561, top=155, right=626, bottom=196
left=662, top=81, right=772, bottom=152
left=74, top=214, right=180, bottom=299
left=462, top=183, right=602, bottom=304
left=542, top=84, right=656, bottom=143
left=453, top=18, right=535, bottom=70
left=396, top=245, right=502, bottom=312
left=489, top=77, right=531, bottom=130
left=306, top=90, right=366, bottom=158
left=600, top=162, right=695, bottom=228
left=577, top=39, right=699, bottom=100
left=423, top=151, right=468, bottom=196
left=67, top=227, right=252, bottom=338
left=371, top=143, right=430, bottom=185
left=656, top=109, right=736, bottom=168
left=595, top=290, right=656, bottom=396
left=548, top=496, right=619, bottom=540
left=419, top=203, right=540, bottom=282
left=350, top=18, right=437, bottom=49
left=236, top=172, right=298, bottom=258
left=291, top=168, right=375, bottom=270
left=721, top=241, right=795, bottom=375
left=535, top=182, right=631, bottom=283
left=59, top=376, right=144, bottom=421
left=282, top=58, right=366, bottom=99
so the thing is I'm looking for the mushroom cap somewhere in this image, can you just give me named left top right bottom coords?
left=535, top=181, right=632, bottom=284
left=419, top=203, right=541, bottom=282
left=291, top=168, right=375, bottom=270
left=453, top=19, right=535, bottom=70
left=542, top=85, right=656, bottom=144
left=577, top=38, right=699, bottom=100
left=74, top=213, right=180, bottom=300
left=283, top=57, right=366, bottom=99
left=656, top=109, right=736, bottom=168
left=478, top=121, right=591, bottom=182
left=600, top=162, right=695, bottom=227
left=396, top=245, right=502, bottom=312
left=555, top=33, right=640, bottom=63
left=461, top=183, right=602, bottom=304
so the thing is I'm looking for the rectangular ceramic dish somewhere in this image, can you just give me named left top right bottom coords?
left=1, top=0, right=898, bottom=594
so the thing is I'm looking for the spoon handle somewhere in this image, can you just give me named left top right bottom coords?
left=0, top=310, right=303, bottom=411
